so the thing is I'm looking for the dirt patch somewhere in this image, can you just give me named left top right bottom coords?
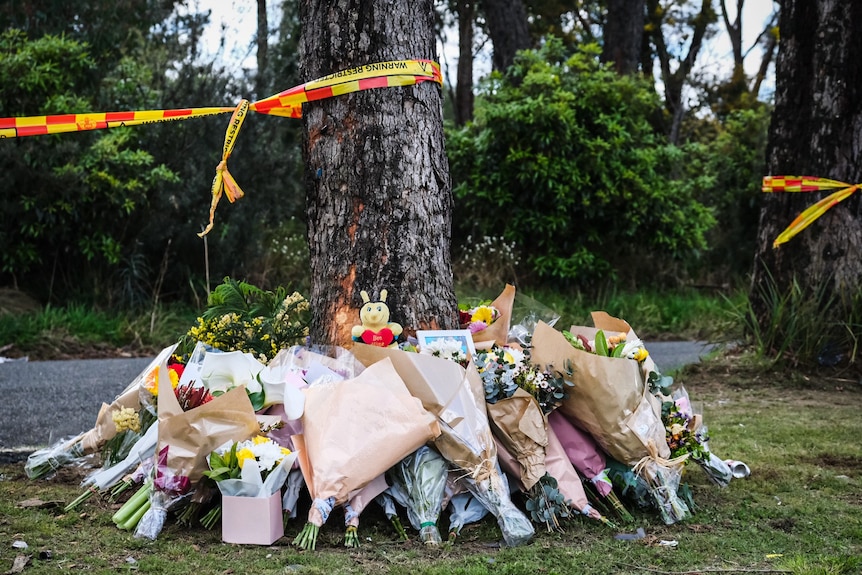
left=799, top=453, right=862, bottom=473
left=675, top=346, right=862, bottom=403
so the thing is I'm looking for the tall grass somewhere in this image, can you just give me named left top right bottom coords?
left=0, top=302, right=197, bottom=359
left=735, top=270, right=861, bottom=369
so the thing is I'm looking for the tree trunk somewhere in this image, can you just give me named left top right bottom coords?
left=299, top=0, right=458, bottom=347
left=751, top=0, right=862, bottom=319
left=645, top=0, right=716, bottom=143
left=256, top=0, right=268, bottom=96
left=455, top=0, right=475, bottom=125
left=481, top=0, right=531, bottom=71
left=601, top=0, right=645, bottom=75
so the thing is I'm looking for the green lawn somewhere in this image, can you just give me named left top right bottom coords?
left=2, top=352, right=859, bottom=575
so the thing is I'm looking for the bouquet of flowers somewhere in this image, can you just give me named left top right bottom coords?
left=132, top=354, right=259, bottom=540
left=352, top=344, right=534, bottom=547
left=385, top=446, right=449, bottom=545
left=179, top=277, right=310, bottom=364
left=648, top=372, right=733, bottom=488
left=25, top=345, right=177, bottom=480
left=547, top=410, right=633, bottom=523
left=291, top=357, right=440, bottom=550
left=459, top=303, right=501, bottom=335
left=530, top=316, right=692, bottom=524
left=204, top=435, right=296, bottom=496
left=474, top=345, right=548, bottom=490
left=200, top=434, right=297, bottom=542
left=463, top=284, right=516, bottom=349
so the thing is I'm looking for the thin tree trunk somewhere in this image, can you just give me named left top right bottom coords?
left=751, top=0, right=862, bottom=320
left=601, top=0, right=645, bottom=75
left=256, top=0, right=268, bottom=96
left=455, top=0, right=475, bottom=125
left=646, top=0, right=716, bottom=143
left=300, top=0, right=458, bottom=347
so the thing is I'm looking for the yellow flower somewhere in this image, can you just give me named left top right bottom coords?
left=633, top=348, right=649, bottom=362
left=471, top=305, right=496, bottom=325
left=252, top=435, right=269, bottom=445
left=236, top=447, right=256, bottom=469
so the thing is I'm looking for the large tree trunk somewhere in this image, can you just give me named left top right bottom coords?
left=601, top=0, right=645, bottom=75
left=300, top=0, right=458, bottom=347
left=481, top=0, right=531, bottom=71
left=751, top=0, right=862, bottom=320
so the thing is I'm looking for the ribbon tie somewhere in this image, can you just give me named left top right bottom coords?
left=762, top=176, right=860, bottom=248
left=199, top=99, right=250, bottom=237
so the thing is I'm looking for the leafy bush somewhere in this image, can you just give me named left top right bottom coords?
left=447, top=39, right=714, bottom=288
left=680, top=107, right=771, bottom=283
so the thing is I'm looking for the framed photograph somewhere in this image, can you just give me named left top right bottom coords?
left=415, top=329, right=476, bottom=356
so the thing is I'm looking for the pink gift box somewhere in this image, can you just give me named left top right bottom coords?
left=221, top=492, right=284, bottom=545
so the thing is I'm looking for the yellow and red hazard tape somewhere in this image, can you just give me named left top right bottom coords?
left=762, top=176, right=859, bottom=248
left=0, top=59, right=442, bottom=235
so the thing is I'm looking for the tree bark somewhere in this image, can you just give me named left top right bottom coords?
left=481, top=0, right=532, bottom=71
left=751, top=0, right=862, bottom=318
left=299, top=0, right=458, bottom=347
left=256, top=0, right=268, bottom=96
left=455, top=0, right=475, bottom=125
left=601, top=0, right=645, bottom=75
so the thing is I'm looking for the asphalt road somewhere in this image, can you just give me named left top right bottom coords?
left=0, top=341, right=718, bottom=455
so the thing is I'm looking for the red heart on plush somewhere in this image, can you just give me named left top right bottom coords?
left=361, top=328, right=394, bottom=347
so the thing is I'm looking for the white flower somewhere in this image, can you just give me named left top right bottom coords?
left=257, top=363, right=305, bottom=419
left=200, top=350, right=265, bottom=394
left=619, top=338, right=645, bottom=359
left=421, top=337, right=467, bottom=363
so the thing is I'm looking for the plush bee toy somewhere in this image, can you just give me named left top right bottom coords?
left=351, top=289, right=402, bottom=347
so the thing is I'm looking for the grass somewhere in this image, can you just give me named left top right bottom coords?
left=453, top=284, right=744, bottom=343
left=0, top=286, right=743, bottom=361
left=0, top=300, right=197, bottom=361
left=1, top=351, right=860, bottom=575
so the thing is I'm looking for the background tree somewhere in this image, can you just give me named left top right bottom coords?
left=300, top=0, right=457, bottom=346
left=643, top=0, right=717, bottom=143
left=750, top=0, right=862, bottom=338
left=481, top=0, right=532, bottom=71
left=601, top=0, right=645, bottom=75
left=447, top=40, right=715, bottom=289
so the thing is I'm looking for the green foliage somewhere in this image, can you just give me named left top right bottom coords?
left=447, top=39, right=715, bottom=288
left=679, top=106, right=771, bottom=282
left=180, top=277, right=310, bottom=362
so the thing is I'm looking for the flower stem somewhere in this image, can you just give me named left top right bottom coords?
left=112, top=480, right=152, bottom=527
left=293, top=522, right=320, bottom=551
left=390, top=516, right=408, bottom=541
left=64, top=486, right=99, bottom=513
left=200, top=505, right=222, bottom=530
left=344, top=525, right=359, bottom=548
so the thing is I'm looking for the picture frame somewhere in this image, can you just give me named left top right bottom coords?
left=415, top=329, right=476, bottom=356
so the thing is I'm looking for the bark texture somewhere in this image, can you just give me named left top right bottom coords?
left=751, top=0, right=862, bottom=315
left=299, top=0, right=457, bottom=347
left=601, top=0, right=645, bottom=75
left=481, top=0, right=532, bottom=71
